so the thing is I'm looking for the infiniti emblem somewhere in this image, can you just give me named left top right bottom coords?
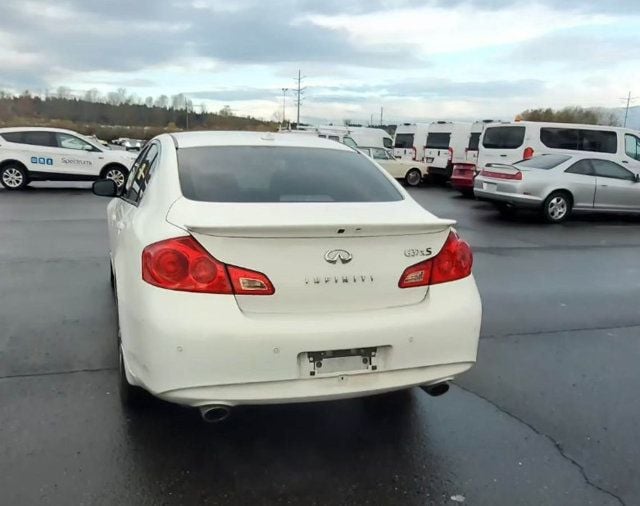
left=324, top=249, right=353, bottom=264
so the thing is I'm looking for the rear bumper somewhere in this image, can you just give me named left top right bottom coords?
left=450, top=175, right=475, bottom=190
left=428, top=165, right=453, bottom=178
left=474, top=188, right=542, bottom=208
left=119, top=276, right=482, bottom=407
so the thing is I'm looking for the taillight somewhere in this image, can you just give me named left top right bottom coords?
left=398, top=231, right=473, bottom=288
left=480, top=169, right=523, bottom=180
left=523, top=147, right=534, bottom=159
left=448, top=147, right=453, bottom=162
left=412, top=146, right=417, bottom=161
left=142, top=236, right=274, bottom=295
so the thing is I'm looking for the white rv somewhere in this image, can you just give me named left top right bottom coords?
left=291, top=125, right=392, bottom=149
left=477, top=121, right=640, bottom=172
left=393, top=123, right=430, bottom=161
left=424, top=121, right=472, bottom=180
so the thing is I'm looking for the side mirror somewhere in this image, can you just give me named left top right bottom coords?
left=92, top=178, right=119, bottom=197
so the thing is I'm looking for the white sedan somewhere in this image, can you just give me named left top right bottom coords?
left=93, top=132, right=481, bottom=422
left=358, top=146, right=429, bottom=186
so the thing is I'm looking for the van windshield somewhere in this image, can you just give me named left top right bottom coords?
left=483, top=126, right=525, bottom=149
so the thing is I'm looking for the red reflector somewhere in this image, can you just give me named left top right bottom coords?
left=523, top=147, right=534, bottom=159
left=142, top=236, right=274, bottom=295
left=480, top=169, right=522, bottom=180
left=398, top=231, right=473, bottom=288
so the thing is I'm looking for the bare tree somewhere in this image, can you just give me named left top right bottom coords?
left=219, top=105, right=232, bottom=116
left=84, top=88, right=100, bottom=103
left=144, top=96, right=154, bottom=107
left=155, top=95, right=169, bottom=108
left=56, top=86, right=72, bottom=99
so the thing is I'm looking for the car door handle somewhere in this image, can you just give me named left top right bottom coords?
left=600, top=184, right=608, bottom=187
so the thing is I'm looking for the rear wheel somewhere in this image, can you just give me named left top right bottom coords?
left=1, top=164, right=29, bottom=190
left=404, top=168, right=422, bottom=187
left=542, top=191, right=571, bottom=223
left=102, top=166, right=128, bottom=189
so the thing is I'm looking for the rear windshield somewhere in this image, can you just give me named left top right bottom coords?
left=514, top=154, right=571, bottom=170
left=178, top=146, right=403, bottom=203
left=394, top=133, right=414, bottom=149
left=482, top=126, right=525, bottom=149
left=468, top=132, right=480, bottom=151
left=540, top=128, right=617, bottom=153
left=426, top=132, right=451, bottom=149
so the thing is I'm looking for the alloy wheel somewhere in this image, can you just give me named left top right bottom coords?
left=548, top=196, right=567, bottom=221
left=2, top=168, right=23, bottom=188
left=106, top=169, right=125, bottom=188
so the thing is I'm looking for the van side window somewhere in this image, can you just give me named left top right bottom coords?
left=625, top=134, right=640, bottom=161
left=482, top=126, right=525, bottom=149
left=540, top=128, right=617, bottom=153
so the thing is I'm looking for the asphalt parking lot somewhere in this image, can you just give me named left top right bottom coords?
left=1, top=182, right=638, bottom=505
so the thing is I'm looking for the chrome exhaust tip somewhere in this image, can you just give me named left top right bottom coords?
left=420, top=382, right=450, bottom=397
left=199, top=405, right=232, bottom=423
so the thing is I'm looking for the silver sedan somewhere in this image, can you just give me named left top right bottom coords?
left=474, top=154, right=640, bottom=223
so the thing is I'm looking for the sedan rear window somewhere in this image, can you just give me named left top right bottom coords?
left=514, top=154, right=571, bottom=170
left=482, top=126, right=525, bottom=149
left=177, top=146, right=403, bottom=203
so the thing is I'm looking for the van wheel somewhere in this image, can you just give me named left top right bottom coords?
left=405, top=169, right=422, bottom=187
left=542, top=191, right=571, bottom=223
left=1, top=164, right=29, bottom=190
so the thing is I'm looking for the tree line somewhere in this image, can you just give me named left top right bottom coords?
left=518, top=106, right=620, bottom=126
left=0, top=88, right=276, bottom=140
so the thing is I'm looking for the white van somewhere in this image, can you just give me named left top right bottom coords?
left=393, top=123, right=430, bottom=161
left=291, top=125, right=392, bottom=149
left=464, top=120, right=502, bottom=164
left=424, top=121, right=472, bottom=180
left=478, top=121, right=640, bottom=173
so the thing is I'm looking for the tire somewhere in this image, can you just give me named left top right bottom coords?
left=0, top=164, right=29, bottom=190
left=404, top=168, right=422, bottom=187
left=102, top=165, right=128, bottom=189
left=542, top=191, right=572, bottom=223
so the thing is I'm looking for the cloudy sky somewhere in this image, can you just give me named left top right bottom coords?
left=0, top=0, right=638, bottom=124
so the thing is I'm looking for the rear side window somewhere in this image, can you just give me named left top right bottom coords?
left=1, top=132, right=24, bottom=143
left=514, top=154, right=571, bottom=170
left=590, top=159, right=635, bottom=181
left=394, top=133, right=414, bottom=149
left=482, top=126, right=525, bottom=149
left=540, top=128, right=617, bottom=153
left=565, top=160, right=594, bottom=176
left=22, top=131, right=56, bottom=147
left=177, top=147, right=403, bottom=203
left=468, top=132, right=480, bottom=151
left=426, top=132, right=451, bottom=149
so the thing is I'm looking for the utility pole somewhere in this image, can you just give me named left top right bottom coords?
left=620, top=91, right=638, bottom=127
left=281, top=88, right=288, bottom=125
left=380, top=106, right=383, bottom=126
left=294, top=70, right=306, bottom=128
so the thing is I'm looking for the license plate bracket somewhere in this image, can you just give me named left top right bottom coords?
left=305, top=347, right=378, bottom=376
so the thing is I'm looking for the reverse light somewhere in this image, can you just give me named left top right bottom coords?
left=447, top=147, right=454, bottom=162
left=399, top=231, right=473, bottom=288
left=142, top=236, right=274, bottom=295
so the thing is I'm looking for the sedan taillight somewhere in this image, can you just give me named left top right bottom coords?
left=142, top=236, right=274, bottom=295
left=399, top=231, right=473, bottom=288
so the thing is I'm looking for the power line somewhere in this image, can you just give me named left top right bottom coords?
left=619, top=91, right=639, bottom=127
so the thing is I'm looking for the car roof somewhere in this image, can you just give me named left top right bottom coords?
left=487, top=121, right=638, bottom=134
left=170, top=131, right=355, bottom=150
left=0, top=126, right=79, bottom=135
